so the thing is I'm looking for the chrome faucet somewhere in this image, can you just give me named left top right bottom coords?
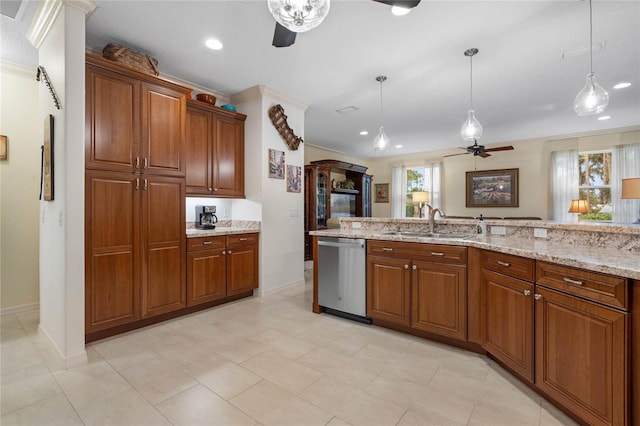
left=424, top=204, right=445, bottom=233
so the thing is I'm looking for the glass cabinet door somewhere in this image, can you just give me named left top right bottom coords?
left=316, top=170, right=329, bottom=227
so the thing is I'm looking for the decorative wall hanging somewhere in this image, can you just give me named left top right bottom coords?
left=375, top=183, right=389, bottom=203
left=269, top=104, right=303, bottom=150
left=0, top=135, right=7, bottom=160
left=268, top=148, right=285, bottom=179
left=286, top=165, right=302, bottom=193
left=36, top=66, right=61, bottom=110
left=466, top=168, right=519, bottom=208
left=40, top=115, right=54, bottom=201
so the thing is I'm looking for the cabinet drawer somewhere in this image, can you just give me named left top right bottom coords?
left=368, top=240, right=467, bottom=264
left=187, top=236, right=226, bottom=251
left=480, top=250, right=535, bottom=282
left=227, top=233, right=258, bottom=246
left=536, top=261, right=628, bottom=310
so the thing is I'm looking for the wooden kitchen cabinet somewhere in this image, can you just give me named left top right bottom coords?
left=185, top=100, right=246, bottom=197
left=367, top=255, right=412, bottom=326
left=226, top=233, right=259, bottom=296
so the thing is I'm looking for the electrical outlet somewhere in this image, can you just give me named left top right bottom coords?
left=352, top=222, right=362, bottom=229
left=534, top=228, right=548, bottom=238
left=490, top=226, right=506, bottom=235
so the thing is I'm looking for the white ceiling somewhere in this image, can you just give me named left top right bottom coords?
left=4, top=1, right=640, bottom=159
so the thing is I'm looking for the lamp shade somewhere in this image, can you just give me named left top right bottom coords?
left=568, top=199, right=589, bottom=213
left=267, top=0, right=330, bottom=33
left=412, top=191, right=430, bottom=203
left=621, top=177, right=640, bottom=199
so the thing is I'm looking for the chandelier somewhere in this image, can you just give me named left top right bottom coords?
left=267, top=0, right=331, bottom=33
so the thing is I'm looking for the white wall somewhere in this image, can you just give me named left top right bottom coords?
left=0, top=62, right=40, bottom=312
left=232, top=86, right=307, bottom=295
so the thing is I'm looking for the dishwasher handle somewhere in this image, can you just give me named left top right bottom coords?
left=318, top=239, right=365, bottom=249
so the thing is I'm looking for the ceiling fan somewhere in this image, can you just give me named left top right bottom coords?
left=444, top=140, right=515, bottom=159
left=272, top=0, right=421, bottom=48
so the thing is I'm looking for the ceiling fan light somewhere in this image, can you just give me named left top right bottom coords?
left=374, top=126, right=391, bottom=151
left=391, top=6, right=411, bottom=16
left=461, top=110, right=483, bottom=142
left=268, top=0, right=330, bottom=33
left=574, top=72, right=610, bottom=116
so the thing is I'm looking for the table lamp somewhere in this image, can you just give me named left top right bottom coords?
left=412, top=191, right=430, bottom=218
left=621, top=177, right=640, bottom=224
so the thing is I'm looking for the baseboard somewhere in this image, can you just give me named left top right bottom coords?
left=38, top=325, right=88, bottom=369
left=258, top=279, right=305, bottom=297
left=0, top=302, right=40, bottom=316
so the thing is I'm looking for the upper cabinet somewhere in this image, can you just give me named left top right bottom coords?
left=85, top=54, right=189, bottom=177
left=185, top=100, right=246, bottom=198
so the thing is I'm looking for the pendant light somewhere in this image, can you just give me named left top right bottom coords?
left=573, top=0, right=609, bottom=116
left=373, top=75, right=391, bottom=151
left=267, top=0, right=330, bottom=33
left=461, top=48, right=483, bottom=142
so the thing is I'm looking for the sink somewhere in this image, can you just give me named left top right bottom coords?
left=380, top=231, right=472, bottom=239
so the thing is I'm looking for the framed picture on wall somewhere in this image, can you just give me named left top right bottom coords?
left=42, top=115, right=54, bottom=201
left=286, top=165, right=301, bottom=193
left=375, top=183, right=389, bottom=203
left=466, top=168, right=518, bottom=208
left=0, top=135, right=7, bottom=160
left=268, top=148, right=285, bottom=179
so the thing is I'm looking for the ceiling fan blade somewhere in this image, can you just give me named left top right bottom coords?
left=479, top=152, right=491, bottom=158
left=371, top=0, right=421, bottom=8
left=443, top=152, right=470, bottom=158
left=272, top=23, right=296, bottom=48
left=484, top=146, right=514, bottom=152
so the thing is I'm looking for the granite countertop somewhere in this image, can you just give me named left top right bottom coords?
left=186, top=227, right=260, bottom=238
left=310, top=228, right=640, bottom=280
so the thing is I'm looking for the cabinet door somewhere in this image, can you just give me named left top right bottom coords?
left=316, top=169, right=330, bottom=228
left=85, top=65, right=139, bottom=172
left=227, top=243, right=258, bottom=296
left=212, top=114, right=244, bottom=197
left=85, top=171, right=140, bottom=333
left=535, top=286, right=628, bottom=426
left=482, top=269, right=534, bottom=382
left=412, top=261, right=467, bottom=340
left=187, top=248, right=227, bottom=306
left=141, top=175, right=186, bottom=317
left=140, top=82, right=186, bottom=176
left=185, top=106, right=213, bottom=195
left=367, top=255, right=411, bottom=326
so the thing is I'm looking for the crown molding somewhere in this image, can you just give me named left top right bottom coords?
left=0, top=61, right=37, bottom=79
left=231, top=85, right=309, bottom=112
left=27, top=0, right=98, bottom=49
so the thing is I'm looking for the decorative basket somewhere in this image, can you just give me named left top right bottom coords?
left=102, top=43, right=159, bottom=76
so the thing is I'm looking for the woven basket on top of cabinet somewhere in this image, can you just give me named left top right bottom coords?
left=102, top=43, right=159, bottom=76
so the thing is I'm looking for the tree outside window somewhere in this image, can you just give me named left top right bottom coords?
left=404, top=165, right=441, bottom=218
left=578, top=151, right=612, bottom=221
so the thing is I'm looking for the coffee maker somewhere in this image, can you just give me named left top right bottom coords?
left=195, top=205, right=218, bottom=230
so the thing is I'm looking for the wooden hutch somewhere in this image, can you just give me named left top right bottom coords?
left=304, top=160, right=372, bottom=260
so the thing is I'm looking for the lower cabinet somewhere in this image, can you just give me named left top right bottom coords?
left=187, top=233, right=258, bottom=306
left=366, top=240, right=467, bottom=340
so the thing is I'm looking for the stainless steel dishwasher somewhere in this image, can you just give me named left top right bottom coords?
left=317, top=237, right=370, bottom=323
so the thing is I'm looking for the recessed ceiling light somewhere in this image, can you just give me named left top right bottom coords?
left=395, top=144, right=403, bottom=149
left=205, top=39, right=223, bottom=50
left=391, top=6, right=412, bottom=16
left=613, top=82, right=631, bottom=89
left=598, top=115, right=611, bottom=120
left=359, top=130, right=368, bottom=136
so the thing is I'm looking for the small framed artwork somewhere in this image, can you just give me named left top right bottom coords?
left=466, top=168, right=518, bottom=208
left=286, top=165, right=301, bottom=193
left=0, top=135, right=6, bottom=160
left=268, top=148, right=285, bottom=179
left=375, top=183, right=389, bottom=203
left=43, top=115, right=54, bottom=201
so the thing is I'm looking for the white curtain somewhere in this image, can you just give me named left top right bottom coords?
left=550, top=149, right=578, bottom=222
left=391, top=166, right=405, bottom=218
left=612, top=143, right=640, bottom=224
left=390, top=163, right=441, bottom=218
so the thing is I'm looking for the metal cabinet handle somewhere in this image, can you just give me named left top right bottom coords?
left=430, top=252, right=445, bottom=256
left=404, top=264, right=409, bottom=269
left=562, top=277, right=584, bottom=286
left=135, top=178, right=140, bottom=190
left=497, top=260, right=511, bottom=267
left=228, top=250, right=232, bottom=254
left=135, top=157, right=140, bottom=169
left=412, top=265, right=417, bottom=270
left=208, top=187, right=213, bottom=191
left=534, top=294, right=543, bottom=300
left=203, top=241, right=212, bottom=245
left=523, top=289, right=531, bottom=296
left=143, top=158, right=148, bottom=169
left=143, top=179, right=148, bottom=190
left=239, top=238, right=248, bottom=241
left=214, top=188, right=218, bottom=191
left=382, top=247, right=394, bottom=252
left=222, top=251, right=226, bottom=255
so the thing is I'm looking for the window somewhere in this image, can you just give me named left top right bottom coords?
left=578, top=150, right=611, bottom=221
left=391, top=163, right=441, bottom=218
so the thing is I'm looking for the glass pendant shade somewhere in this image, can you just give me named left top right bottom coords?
left=267, top=0, right=330, bottom=33
left=373, top=126, right=390, bottom=151
left=460, top=110, right=483, bottom=142
left=574, top=72, right=609, bottom=116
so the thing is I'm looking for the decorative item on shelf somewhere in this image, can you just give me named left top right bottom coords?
left=373, top=75, right=391, bottom=151
left=343, top=179, right=355, bottom=190
left=573, top=0, right=609, bottom=116
left=568, top=199, right=589, bottom=214
left=621, top=177, right=640, bottom=223
left=461, top=48, right=482, bottom=142
left=268, top=104, right=303, bottom=150
left=412, top=191, right=429, bottom=218
left=196, top=93, right=217, bottom=105
left=267, top=0, right=330, bottom=33
left=221, top=104, right=237, bottom=112
left=102, top=43, right=159, bottom=76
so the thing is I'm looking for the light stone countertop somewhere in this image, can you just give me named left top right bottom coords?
left=310, top=228, right=640, bottom=280
left=186, top=227, right=260, bottom=238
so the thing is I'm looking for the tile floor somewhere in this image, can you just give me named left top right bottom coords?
left=1, top=270, right=578, bottom=426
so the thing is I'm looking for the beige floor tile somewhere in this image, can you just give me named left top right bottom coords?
left=209, top=334, right=269, bottom=364
left=16, top=310, right=40, bottom=334
left=156, top=384, right=256, bottom=426
left=364, top=370, right=436, bottom=411
left=75, top=388, right=171, bottom=426
left=0, top=393, right=83, bottom=426
left=539, top=399, right=579, bottom=426
left=1, top=363, right=62, bottom=414
left=397, top=409, right=466, bottom=426
left=241, top=350, right=323, bottom=395
left=297, top=347, right=381, bottom=389
left=0, top=338, right=44, bottom=374
left=230, top=380, right=332, bottom=426
left=119, top=357, right=198, bottom=405
left=146, top=334, right=213, bottom=368
left=264, top=333, right=317, bottom=359
left=326, top=417, right=353, bottom=426
left=300, top=376, right=406, bottom=426
left=184, top=354, right=261, bottom=400
left=467, top=398, right=540, bottom=426
left=90, top=334, right=159, bottom=372
left=53, top=358, right=132, bottom=411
